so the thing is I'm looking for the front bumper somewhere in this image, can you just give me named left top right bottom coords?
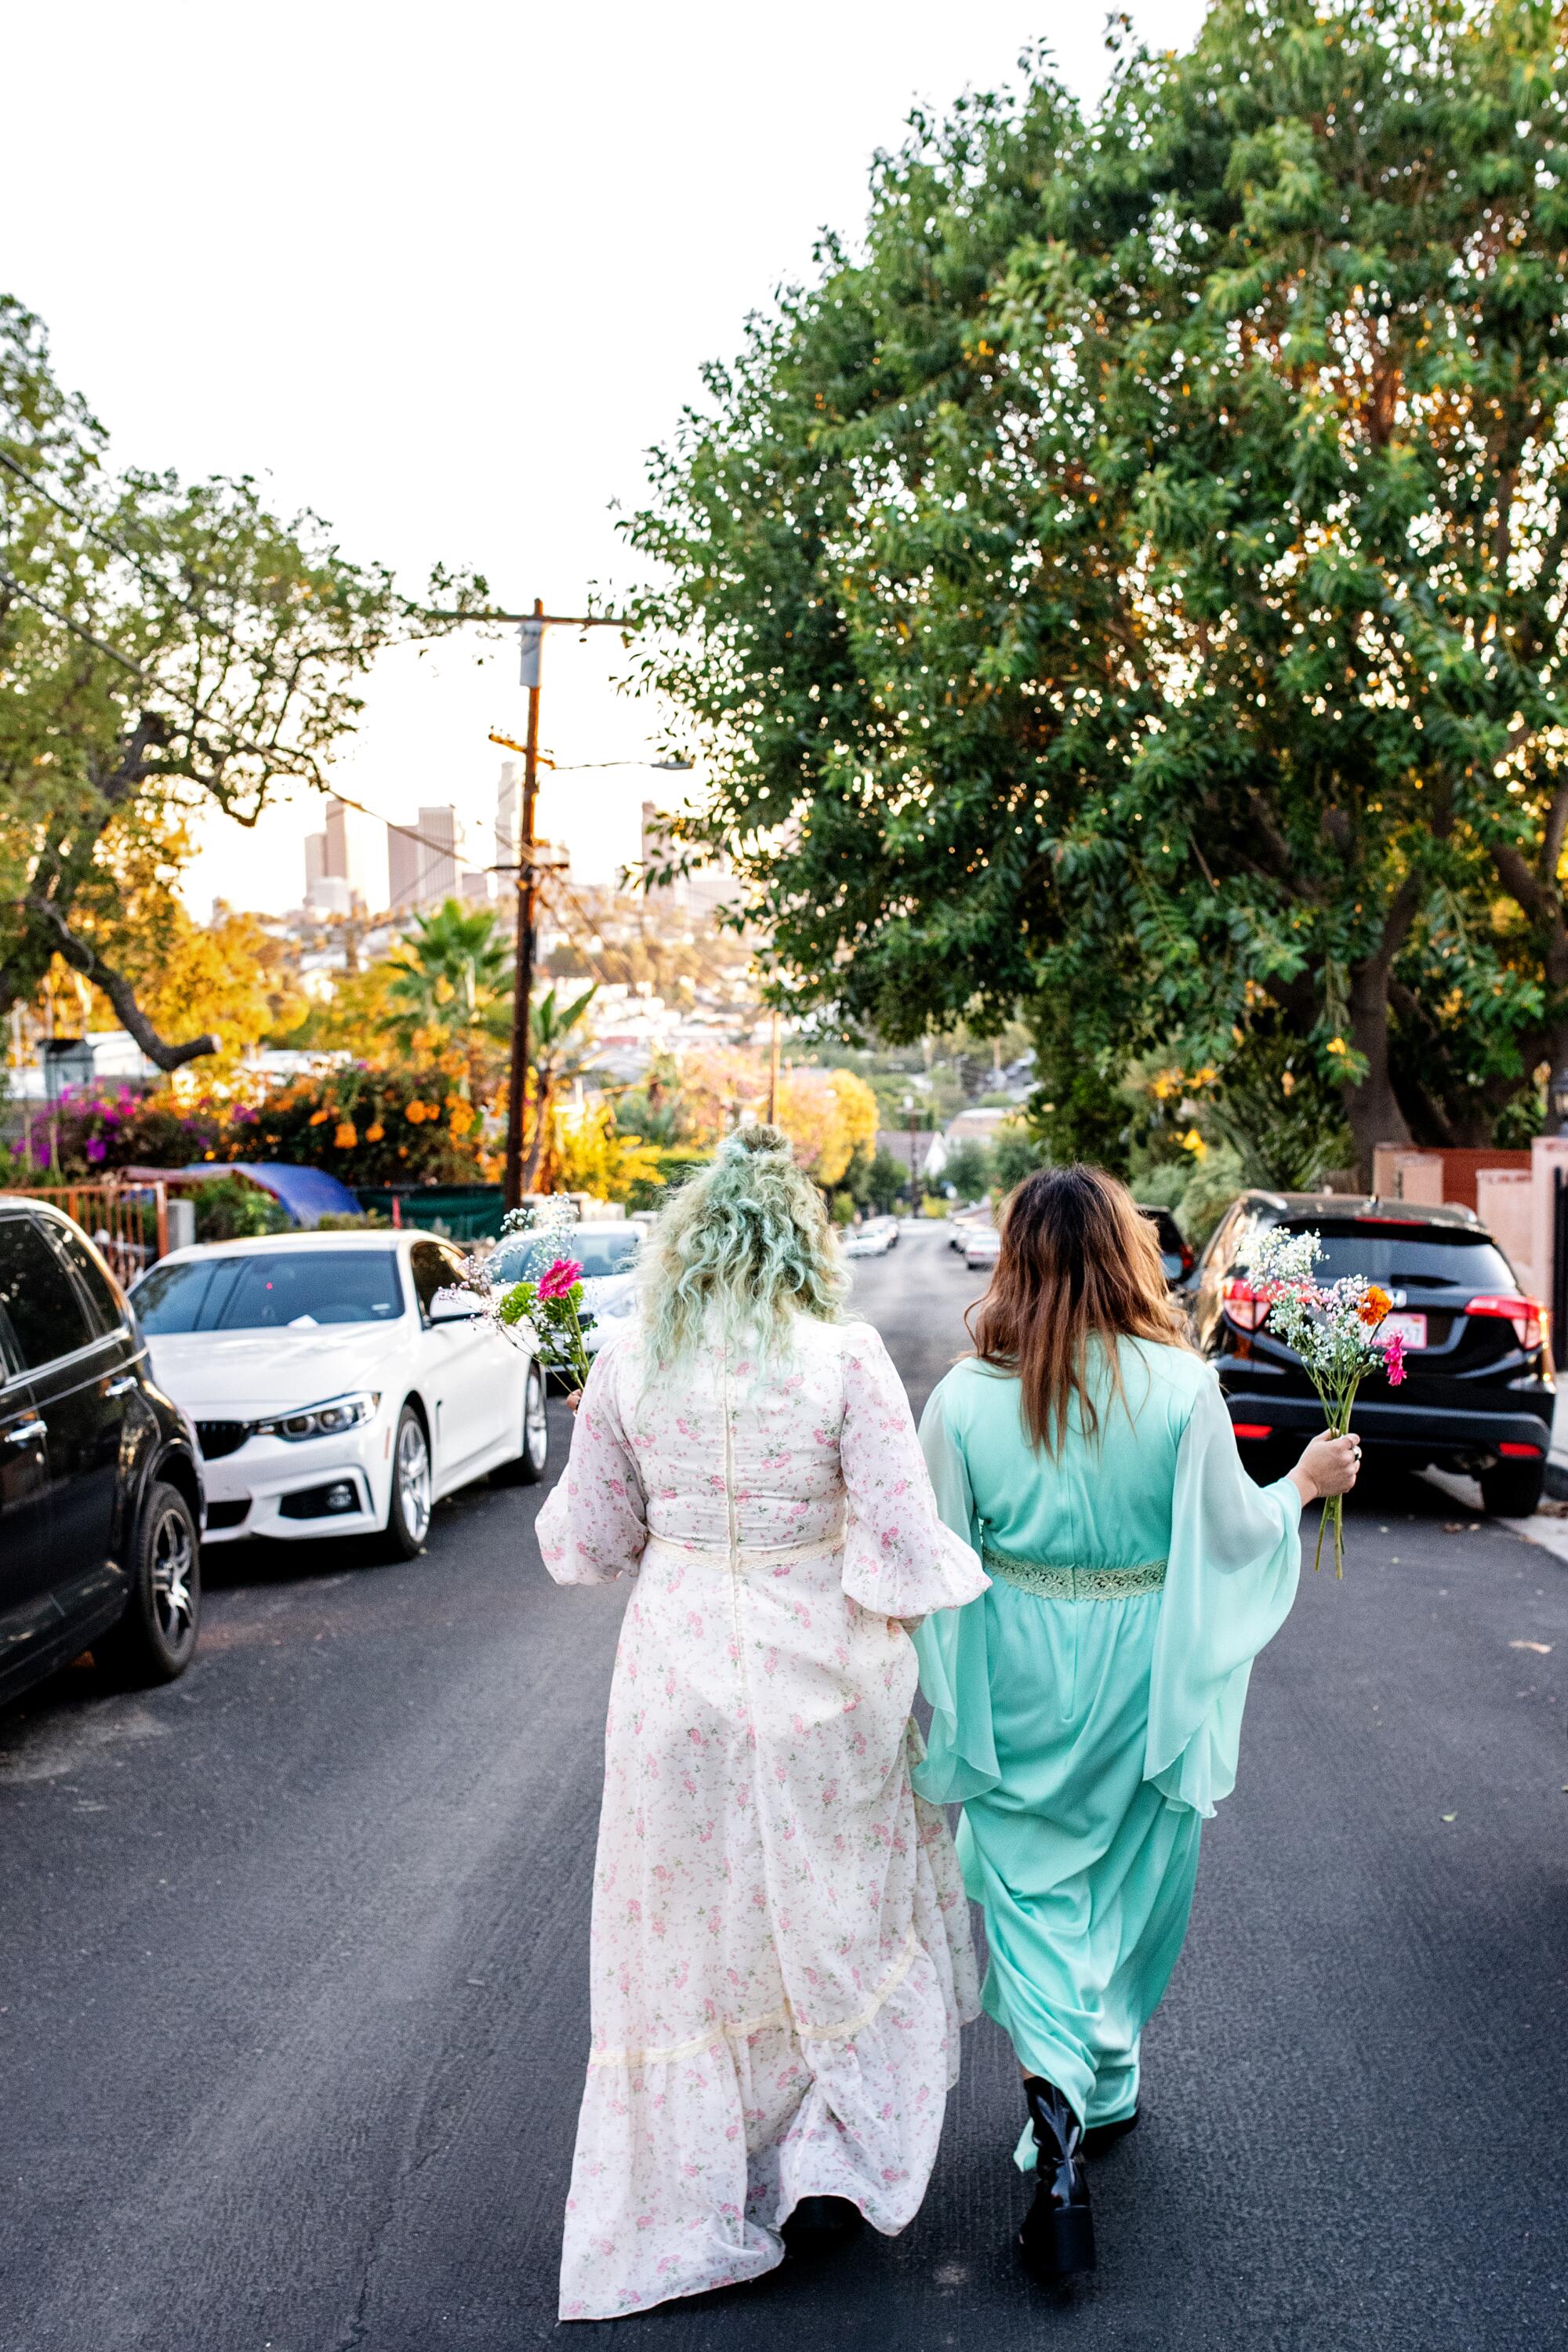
left=198, top=1422, right=390, bottom=1542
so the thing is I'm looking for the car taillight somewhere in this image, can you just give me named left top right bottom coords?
left=1498, top=1441, right=1544, bottom=1458
left=1221, top=1277, right=1270, bottom=1332
left=1466, top=1294, right=1548, bottom=1351
left=1232, top=1422, right=1274, bottom=1440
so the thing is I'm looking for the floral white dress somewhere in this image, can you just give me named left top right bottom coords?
left=535, top=1311, right=989, bottom=2321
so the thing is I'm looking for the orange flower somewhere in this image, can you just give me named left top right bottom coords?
left=309, top=1107, right=330, bottom=1126
left=365, top=1121, right=384, bottom=1143
left=333, top=1121, right=358, bottom=1149
left=423, top=1100, right=441, bottom=1120
left=1360, top=1284, right=1392, bottom=1327
left=448, top=1102, right=474, bottom=1137
left=405, top=1101, right=426, bottom=1124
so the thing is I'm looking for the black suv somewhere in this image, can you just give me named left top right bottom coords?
left=0, top=1198, right=204, bottom=1708
left=1189, top=1191, right=1555, bottom=1516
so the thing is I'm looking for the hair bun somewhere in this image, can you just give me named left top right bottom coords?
left=718, top=1123, right=793, bottom=1163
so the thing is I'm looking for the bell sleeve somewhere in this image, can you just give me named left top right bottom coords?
left=1145, top=1368, right=1302, bottom=1818
left=910, top=1377, right=1002, bottom=1806
left=837, top=1326, right=991, bottom=1621
left=534, top=1340, right=648, bottom=1586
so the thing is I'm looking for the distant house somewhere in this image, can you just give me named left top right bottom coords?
left=944, top=1106, right=1018, bottom=1144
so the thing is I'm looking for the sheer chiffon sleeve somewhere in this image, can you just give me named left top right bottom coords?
left=837, top=1327, right=991, bottom=1621
left=1144, top=1368, right=1302, bottom=1817
left=535, top=1340, right=648, bottom=1586
left=911, top=1380, right=1000, bottom=1805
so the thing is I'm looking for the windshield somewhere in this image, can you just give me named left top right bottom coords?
left=1279, top=1222, right=1515, bottom=1294
left=492, top=1229, right=641, bottom=1282
left=133, top=1250, right=405, bottom=1332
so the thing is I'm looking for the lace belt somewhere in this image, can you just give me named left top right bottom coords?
left=981, top=1541, right=1167, bottom=1602
left=644, top=1529, right=844, bottom=1568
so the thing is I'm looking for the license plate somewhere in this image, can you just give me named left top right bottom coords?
left=1380, top=1311, right=1427, bottom=1348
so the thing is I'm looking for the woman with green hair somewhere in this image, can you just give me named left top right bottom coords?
left=537, top=1125, right=988, bottom=2321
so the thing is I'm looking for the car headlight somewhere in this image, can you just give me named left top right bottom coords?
left=255, top=1391, right=381, bottom=1442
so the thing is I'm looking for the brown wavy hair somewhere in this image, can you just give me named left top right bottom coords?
left=967, top=1164, right=1191, bottom=1453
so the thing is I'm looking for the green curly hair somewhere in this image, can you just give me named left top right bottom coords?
left=636, top=1123, right=848, bottom=1365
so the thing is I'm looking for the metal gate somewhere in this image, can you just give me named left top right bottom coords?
left=5, top=1180, right=169, bottom=1289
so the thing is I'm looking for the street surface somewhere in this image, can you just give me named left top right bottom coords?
left=3, top=1225, right=1566, bottom=2350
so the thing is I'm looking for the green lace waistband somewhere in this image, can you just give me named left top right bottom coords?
left=981, top=1541, right=1168, bottom=1602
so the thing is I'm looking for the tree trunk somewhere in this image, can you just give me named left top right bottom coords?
left=1341, top=879, right=1419, bottom=1187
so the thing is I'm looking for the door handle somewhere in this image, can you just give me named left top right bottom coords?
left=104, top=1376, right=139, bottom=1397
left=3, top=1420, right=45, bottom=1444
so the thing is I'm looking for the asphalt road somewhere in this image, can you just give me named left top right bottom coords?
left=3, top=1225, right=1566, bottom=2351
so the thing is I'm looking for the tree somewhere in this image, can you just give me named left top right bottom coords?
left=942, top=1140, right=995, bottom=1201
left=387, top=898, right=513, bottom=1064
left=626, top=3, right=1568, bottom=1177
left=519, top=985, right=600, bottom=1190
left=0, top=298, right=482, bottom=1067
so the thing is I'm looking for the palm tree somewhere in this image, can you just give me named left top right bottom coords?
left=521, top=984, right=599, bottom=1189
left=387, top=899, right=512, bottom=1059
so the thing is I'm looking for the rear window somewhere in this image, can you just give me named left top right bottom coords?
left=1276, top=1221, right=1515, bottom=1294
left=133, top=1250, right=405, bottom=1332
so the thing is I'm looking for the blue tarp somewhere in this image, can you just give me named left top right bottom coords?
left=199, top=1162, right=365, bottom=1228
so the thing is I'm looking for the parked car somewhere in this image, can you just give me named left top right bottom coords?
left=964, top=1224, right=1003, bottom=1272
left=486, top=1218, right=643, bottom=1360
left=0, top=1196, right=204, bottom=1711
left=129, top=1229, right=547, bottom=1555
left=862, top=1214, right=899, bottom=1247
left=1141, top=1205, right=1195, bottom=1288
left=844, top=1221, right=896, bottom=1258
left=1188, top=1192, right=1555, bottom=1515
left=948, top=1205, right=991, bottom=1250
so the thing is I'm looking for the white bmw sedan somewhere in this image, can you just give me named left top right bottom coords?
left=129, top=1229, right=547, bottom=1555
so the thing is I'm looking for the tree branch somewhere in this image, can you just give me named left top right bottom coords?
left=31, top=903, right=218, bottom=1070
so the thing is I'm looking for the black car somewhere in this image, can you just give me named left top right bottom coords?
left=1189, top=1191, right=1555, bottom=1516
left=1142, top=1206, right=1195, bottom=1288
left=0, top=1198, right=204, bottom=1708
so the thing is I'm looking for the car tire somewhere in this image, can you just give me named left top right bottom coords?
left=97, top=1480, right=201, bottom=1686
left=493, top=1362, right=549, bottom=1487
left=382, top=1401, right=433, bottom=1559
left=1479, top=1458, right=1546, bottom=1519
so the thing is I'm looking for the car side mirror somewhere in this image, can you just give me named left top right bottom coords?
left=430, top=1289, right=482, bottom=1323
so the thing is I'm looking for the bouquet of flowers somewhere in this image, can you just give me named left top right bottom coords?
left=1237, top=1224, right=1406, bottom=1577
left=445, top=1199, right=593, bottom=1393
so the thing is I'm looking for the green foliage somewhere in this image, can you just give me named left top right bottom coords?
left=863, top=1147, right=910, bottom=1214
left=0, top=297, right=484, bottom=1068
left=626, top=2, right=1568, bottom=1173
left=191, top=1175, right=289, bottom=1242
left=387, top=900, right=513, bottom=1050
left=942, top=1141, right=995, bottom=1202
left=622, top=1145, right=710, bottom=1215
left=1175, top=1144, right=1249, bottom=1250
left=1201, top=1036, right=1354, bottom=1192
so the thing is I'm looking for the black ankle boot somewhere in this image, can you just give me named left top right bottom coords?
left=1018, top=2075, right=1096, bottom=2280
left=782, top=2195, right=864, bottom=2250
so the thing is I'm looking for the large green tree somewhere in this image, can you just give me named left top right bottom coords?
left=1, top=298, right=483, bottom=1065
left=627, top=0, right=1568, bottom=1176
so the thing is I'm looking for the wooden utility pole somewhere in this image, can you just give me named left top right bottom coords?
left=500, top=599, right=544, bottom=1214
left=767, top=1007, right=780, bottom=1126
left=487, top=603, right=633, bottom=1212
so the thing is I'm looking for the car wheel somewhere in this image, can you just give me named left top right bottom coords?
left=1479, top=1458, right=1546, bottom=1519
left=383, top=1402, right=433, bottom=1557
left=98, top=1480, right=201, bottom=1685
left=494, top=1361, right=549, bottom=1486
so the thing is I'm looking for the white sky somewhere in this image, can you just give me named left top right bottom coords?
left=9, top=0, right=1206, bottom=913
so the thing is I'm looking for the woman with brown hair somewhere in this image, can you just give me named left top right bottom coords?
left=913, top=1165, right=1359, bottom=2284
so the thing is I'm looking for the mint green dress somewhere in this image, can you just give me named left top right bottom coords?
left=913, top=1339, right=1301, bottom=2143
